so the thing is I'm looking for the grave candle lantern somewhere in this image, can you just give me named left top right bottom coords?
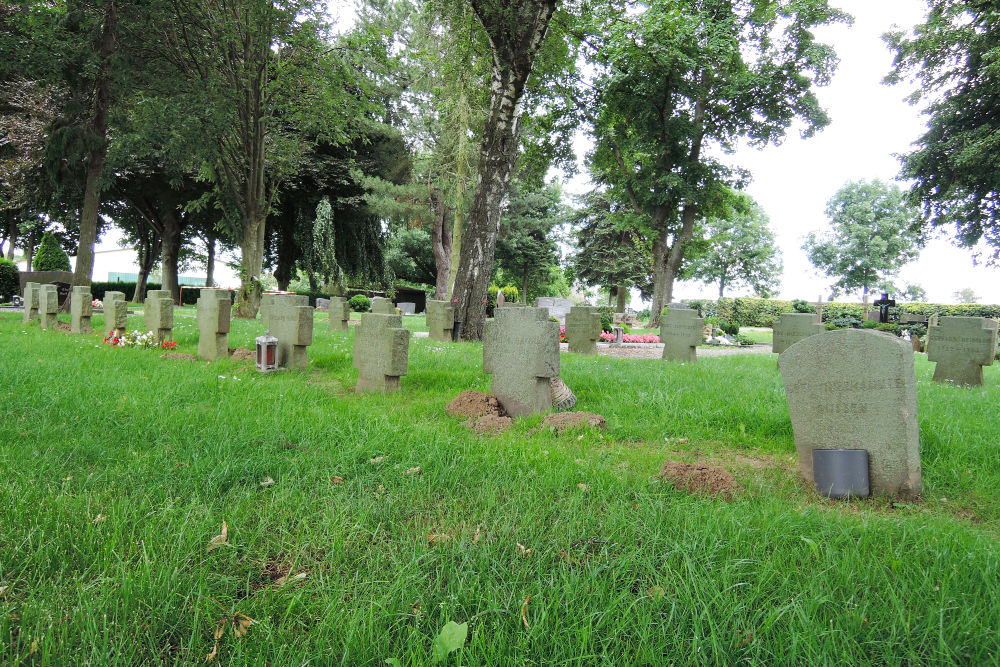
left=255, top=330, right=278, bottom=372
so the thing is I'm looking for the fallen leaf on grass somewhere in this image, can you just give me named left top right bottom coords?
left=521, top=596, right=531, bottom=629
left=559, top=551, right=580, bottom=566
left=428, top=533, right=451, bottom=545
left=646, top=585, right=665, bottom=599
left=516, top=542, right=533, bottom=558
left=205, top=642, right=218, bottom=663
left=404, top=466, right=421, bottom=475
left=577, top=483, right=590, bottom=492
left=274, top=572, right=307, bottom=587
left=213, top=618, right=227, bottom=640
left=0, top=586, right=7, bottom=597
left=30, top=638, right=39, bottom=655
left=676, top=438, right=689, bottom=444
left=260, top=477, right=275, bottom=487
left=206, top=522, right=229, bottom=552
left=232, top=612, right=255, bottom=637
left=330, top=475, right=345, bottom=484
left=369, top=455, right=387, bottom=464
left=92, top=514, right=107, bottom=524
left=473, top=527, right=481, bottom=543
left=432, top=620, right=468, bottom=663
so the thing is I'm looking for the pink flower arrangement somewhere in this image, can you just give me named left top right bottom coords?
left=599, top=331, right=660, bottom=343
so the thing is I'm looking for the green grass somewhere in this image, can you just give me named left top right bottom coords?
left=2, top=311, right=999, bottom=664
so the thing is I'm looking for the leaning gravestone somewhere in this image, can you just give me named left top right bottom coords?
left=772, top=313, right=825, bottom=354
left=780, top=329, right=921, bottom=498
left=926, top=316, right=999, bottom=386
left=197, top=289, right=232, bottom=361
left=353, top=313, right=410, bottom=392
left=426, top=299, right=455, bottom=342
left=371, top=297, right=396, bottom=315
left=70, top=285, right=93, bottom=334
left=144, top=290, right=174, bottom=344
left=328, top=296, right=350, bottom=332
left=268, top=294, right=313, bottom=368
left=660, top=308, right=704, bottom=363
left=39, top=284, right=59, bottom=329
left=565, top=305, right=601, bottom=355
left=22, top=282, right=40, bottom=324
left=103, top=291, right=127, bottom=336
left=483, top=307, right=560, bottom=417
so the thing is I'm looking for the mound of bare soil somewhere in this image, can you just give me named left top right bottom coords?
left=467, top=414, right=514, bottom=435
left=657, top=460, right=739, bottom=500
left=446, top=390, right=507, bottom=419
left=541, top=412, right=607, bottom=433
left=162, top=352, right=199, bottom=361
left=230, top=347, right=255, bottom=361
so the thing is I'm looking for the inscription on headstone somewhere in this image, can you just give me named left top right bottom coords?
left=38, top=284, right=58, bottom=329
left=197, top=289, right=232, bottom=361
left=926, top=316, right=999, bottom=386
left=103, top=291, right=127, bottom=336
left=564, top=305, right=601, bottom=355
left=371, top=297, right=396, bottom=315
left=426, top=299, right=455, bottom=342
left=328, top=296, right=350, bottom=332
left=483, top=307, right=560, bottom=417
left=660, top=308, right=704, bottom=363
left=353, top=313, right=410, bottom=392
left=144, top=290, right=174, bottom=344
left=22, top=282, right=39, bottom=324
left=268, top=294, right=313, bottom=368
left=780, top=329, right=921, bottom=498
left=70, top=285, right=93, bottom=334
left=772, top=313, right=824, bottom=354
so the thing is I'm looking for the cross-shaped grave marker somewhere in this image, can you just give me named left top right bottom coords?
left=70, top=285, right=93, bottom=334
left=144, top=290, right=174, bottom=344
left=39, top=284, right=58, bottom=329
left=22, top=282, right=39, bottom=324
left=773, top=313, right=825, bottom=355
left=371, top=297, right=396, bottom=314
left=197, top=289, right=232, bottom=361
left=926, top=316, right=999, bottom=386
left=564, top=305, right=601, bottom=354
left=328, top=296, right=350, bottom=332
left=874, top=292, right=896, bottom=324
left=267, top=294, right=313, bottom=368
left=353, top=312, right=410, bottom=392
left=660, top=308, right=704, bottom=363
left=483, top=307, right=560, bottom=416
left=103, top=291, right=127, bottom=336
left=426, top=299, right=455, bottom=342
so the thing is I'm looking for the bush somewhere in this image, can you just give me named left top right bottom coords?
left=861, top=320, right=878, bottom=329
left=600, top=315, right=613, bottom=332
left=791, top=299, right=816, bottom=313
left=719, top=320, right=739, bottom=336
left=828, top=317, right=862, bottom=329
left=349, top=294, right=371, bottom=312
left=734, top=333, right=756, bottom=346
left=33, top=232, right=71, bottom=272
left=0, top=259, right=19, bottom=302
left=875, top=322, right=902, bottom=336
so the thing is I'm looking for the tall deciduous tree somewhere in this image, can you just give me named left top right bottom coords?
left=803, top=179, right=924, bottom=302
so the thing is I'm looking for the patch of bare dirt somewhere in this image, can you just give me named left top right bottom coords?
left=446, top=390, right=507, bottom=419
left=55, top=322, right=72, bottom=332
left=466, top=414, right=514, bottom=435
left=230, top=347, right=255, bottom=361
left=657, top=460, right=739, bottom=500
left=540, top=411, right=607, bottom=433
left=162, top=352, right=198, bottom=361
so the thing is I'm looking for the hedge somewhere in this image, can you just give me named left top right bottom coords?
left=0, top=259, right=19, bottom=302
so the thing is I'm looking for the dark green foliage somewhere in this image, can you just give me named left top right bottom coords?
left=600, top=315, right=612, bottom=333
left=349, top=294, right=371, bottom=312
left=828, top=317, right=862, bottom=329
left=791, top=299, right=816, bottom=314
left=718, top=321, right=739, bottom=337
left=486, top=285, right=520, bottom=317
left=0, top=259, right=19, bottom=302
left=571, top=190, right=652, bottom=300
left=733, top=333, right=756, bottom=346
left=33, top=231, right=70, bottom=271
left=861, top=320, right=879, bottom=329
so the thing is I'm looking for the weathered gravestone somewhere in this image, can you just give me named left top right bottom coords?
left=103, top=291, right=127, bottom=336
left=353, top=313, right=410, bottom=392
left=397, top=302, right=416, bottom=315
left=926, top=316, right=999, bottom=386
left=38, top=284, right=58, bottom=329
left=144, top=290, right=174, bottom=344
left=70, top=285, right=93, bottom=334
left=197, top=289, right=232, bottom=361
left=22, top=282, right=40, bottom=324
left=328, top=296, right=350, bottom=332
left=315, top=297, right=330, bottom=311
left=260, top=291, right=296, bottom=328
left=772, top=313, right=825, bottom=354
left=426, top=299, right=455, bottom=342
left=660, top=308, right=704, bottom=363
left=565, top=305, right=601, bottom=355
left=780, top=329, right=921, bottom=498
left=371, top=297, right=396, bottom=315
left=268, top=294, right=313, bottom=368
left=535, top=297, right=574, bottom=323
left=483, top=307, right=560, bottom=417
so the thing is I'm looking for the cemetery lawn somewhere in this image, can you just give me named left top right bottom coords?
left=2, top=312, right=1000, bottom=665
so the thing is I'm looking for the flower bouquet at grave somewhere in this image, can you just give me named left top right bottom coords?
left=599, top=331, right=660, bottom=343
left=103, top=329, right=161, bottom=348
left=559, top=326, right=567, bottom=343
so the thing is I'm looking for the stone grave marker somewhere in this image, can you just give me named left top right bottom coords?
left=144, top=290, right=174, bottom=344
left=926, top=316, right=999, bottom=386
left=426, top=299, right=455, bottom=342
left=315, top=297, right=330, bottom=311
left=70, top=285, right=93, bottom=334
left=565, top=305, right=601, bottom=354
left=780, top=328, right=921, bottom=498
left=371, top=297, right=396, bottom=315
left=268, top=294, right=313, bottom=368
left=22, top=282, right=39, bottom=324
left=660, top=308, right=704, bottom=363
left=496, top=290, right=506, bottom=308
left=197, top=289, right=232, bottom=361
left=39, top=284, right=58, bottom=329
left=260, top=291, right=296, bottom=328
left=328, top=296, right=350, bottom=332
left=483, top=307, right=559, bottom=417
left=772, top=313, right=824, bottom=354
left=535, top=297, right=574, bottom=323
left=397, top=301, right=416, bottom=315
left=104, top=291, right=127, bottom=336
left=353, top=312, right=410, bottom=392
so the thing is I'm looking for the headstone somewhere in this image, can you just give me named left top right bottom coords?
left=103, top=291, right=127, bottom=336
left=353, top=312, right=410, bottom=392
left=22, top=282, right=39, bottom=324
left=534, top=297, right=574, bottom=323
left=315, top=297, right=330, bottom=312
left=397, top=301, right=416, bottom=315
left=780, top=329, right=921, bottom=499
left=612, top=326, right=624, bottom=345
left=38, top=284, right=58, bottom=329
left=260, top=291, right=295, bottom=328
left=371, top=297, right=395, bottom=315
left=52, top=281, right=71, bottom=308
left=426, top=299, right=455, bottom=342
left=268, top=294, right=313, bottom=368
left=613, top=312, right=639, bottom=328
left=564, top=305, right=601, bottom=354
left=660, top=308, right=704, bottom=363
left=70, top=286, right=93, bottom=334
left=772, top=313, right=825, bottom=354
left=925, top=316, right=999, bottom=386
left=865, top=310, right=881, bottom=322
left=144, top=290, right=174, bottom=344
left=328, top=296, right=350, bottom=332
left=197, top=289, right=232, bottom=361
left=496, top=290, right=506, bottom=308
left=899, top=312, right=927, bottom=325
left=483, top=307, right=559, bottom=417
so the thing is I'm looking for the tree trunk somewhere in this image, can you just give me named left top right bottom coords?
left=661, top=203, right=699, bottom=305
left=307, top=271, right=317, bottom=292
left=234, top=212, right=266, bottom=318
left=648, top=209, right=670, bottom=328
left=160, top=207, right=182, bottom=303
left=522, top=268, right=529, bottom=305
left=135, top=232, right=160, bottom=304
left=430, top=187, right=453, bottom=300
left=72, top=0, right=117, bottom=288
left=204, top=231, right=215, bottom=287
left=616, top=283, right=627, bottom=312
left=5, top=223, right=17, bottom=261
left=718, top=277, right=725, bottom=299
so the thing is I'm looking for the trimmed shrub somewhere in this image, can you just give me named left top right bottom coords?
left=718, top=320, right=739, bottom=336
left=0, top=258, right=19, bottom=302
left=600, top=315, right=612, bottom=332
left=33, top=232, right=71, bottom=272
left=349, top=294, right=371, bottom=312
left=791, top=299, right=816, bottom=313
